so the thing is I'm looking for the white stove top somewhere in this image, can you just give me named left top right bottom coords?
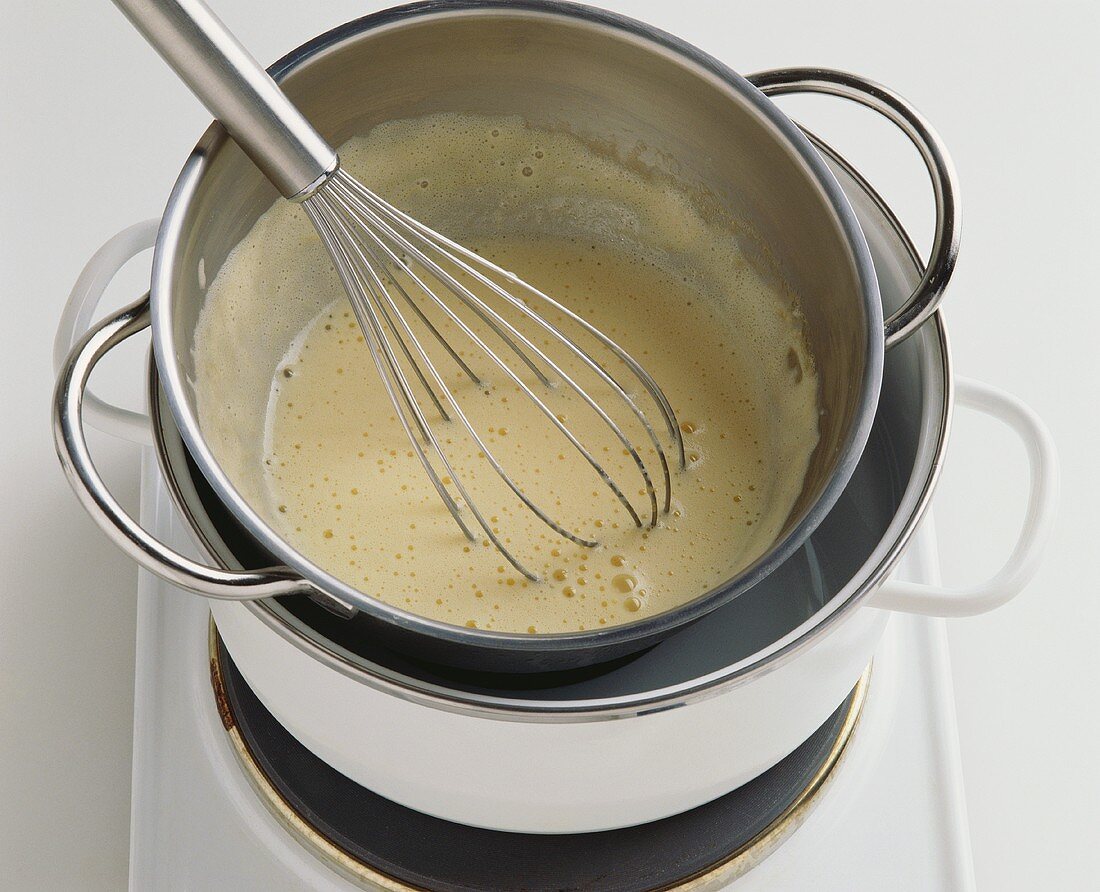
left=129, top=451, right=976, bottom=891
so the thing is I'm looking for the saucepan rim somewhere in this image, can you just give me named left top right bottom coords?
left=151, top=0, right=884, bottom=657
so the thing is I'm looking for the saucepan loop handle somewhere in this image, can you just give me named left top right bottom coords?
left=871, top=377, right=1058, bottom=616
left=53, top=295, right=355, bottom=615
left=748, top=68, right=961, bottom=348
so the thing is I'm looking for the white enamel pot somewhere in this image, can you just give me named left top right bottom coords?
left=54, top=109, right=1056, bottom=832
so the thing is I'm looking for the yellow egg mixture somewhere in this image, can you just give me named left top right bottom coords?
left=195, top=114, right=820, bottom=633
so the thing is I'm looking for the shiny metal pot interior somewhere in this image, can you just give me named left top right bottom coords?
left=147, top=1, right=915, bottom=671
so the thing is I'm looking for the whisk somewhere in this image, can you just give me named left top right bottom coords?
left=114, top=0, right=684, bottom=579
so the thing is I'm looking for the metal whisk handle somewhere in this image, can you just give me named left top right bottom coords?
left=112, top=0, right=337, bottom=199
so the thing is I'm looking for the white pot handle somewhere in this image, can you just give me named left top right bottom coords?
left=52, top=219, right=160, bottom=445
left=872, top=377, right=1058, bottom=616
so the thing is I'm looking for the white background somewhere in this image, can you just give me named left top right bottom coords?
left=2, top=1, right=1097, bottom=888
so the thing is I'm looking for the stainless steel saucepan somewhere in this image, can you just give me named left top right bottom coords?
left=55, top=1, right=966, bottom=674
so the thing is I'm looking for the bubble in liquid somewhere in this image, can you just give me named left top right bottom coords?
left=612, top=573, right=637, bottom=593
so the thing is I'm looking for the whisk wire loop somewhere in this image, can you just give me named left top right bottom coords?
left=303, top=167, right=683, bottom=580
left=325, top=175, right=661, bottom=524
left=346, top=176, right=687, bottom=475
left=307, top=200, right=548, bottom=580
left=306, top=206, right=471, bottom=537
left=321, top=181, right=648, bottom=530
